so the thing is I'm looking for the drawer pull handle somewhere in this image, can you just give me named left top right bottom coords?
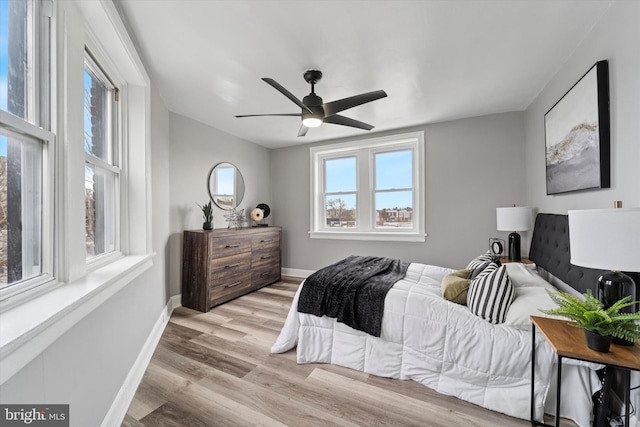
left=260, top=272, right=269, bottom=276
left=225, top=263, right=241, bottom=268
left=225, top=244, right=241, bottom=248
left=225, top=281, right=242, bottom=288
left=260, top=239, right=272, bottom=243
left=260, top=255, right=271, bottom=260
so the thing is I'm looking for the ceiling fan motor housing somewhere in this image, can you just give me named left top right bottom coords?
left=302, top=93, right=324, bottom=124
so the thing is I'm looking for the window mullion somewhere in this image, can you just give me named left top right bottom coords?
left=357, top=149, right=370, bottom=231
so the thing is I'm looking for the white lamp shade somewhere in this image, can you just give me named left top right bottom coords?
left=496, top=207, right=532, bottom=232
left=568, top=208, right=640, bottom=272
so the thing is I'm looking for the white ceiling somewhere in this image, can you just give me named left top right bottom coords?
left=117, top=0, right=612, bottom=149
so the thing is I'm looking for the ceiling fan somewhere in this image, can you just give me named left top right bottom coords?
left=235, top=70, right=387, bottom=137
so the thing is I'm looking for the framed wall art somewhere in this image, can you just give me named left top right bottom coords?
left=544, top=60, right=610, bottom=195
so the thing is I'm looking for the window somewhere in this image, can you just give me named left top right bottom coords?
left=0, top=0, right=53, bottom=293
left=310, top=132, right=425, bottom=242
left=0, top=0, right=153, bottom=385
left=84, top=53, right=119, bottom=261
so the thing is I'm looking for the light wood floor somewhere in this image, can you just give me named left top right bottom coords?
left=122, top=280, right=575, bottom=427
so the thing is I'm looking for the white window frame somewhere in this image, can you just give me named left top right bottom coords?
left=0, top=0, right=55, bottom=300
left=83, top=50, right=121, bottom=267
left=310, top=131, right=426, bottom=242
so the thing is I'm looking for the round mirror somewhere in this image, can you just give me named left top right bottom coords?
left=207, top=162, right=245, bottom=210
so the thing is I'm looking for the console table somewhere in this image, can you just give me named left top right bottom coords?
left=531, top=315, right=640, bottom=427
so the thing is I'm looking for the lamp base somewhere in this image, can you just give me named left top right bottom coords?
left=598, top=271, right=637, bottom=346
left=508, top=232, right=521, bottom=261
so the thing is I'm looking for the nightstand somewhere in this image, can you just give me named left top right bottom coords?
left=531, top=316, right=640, bottom=427
left=499, top=256, right=533, bottom=264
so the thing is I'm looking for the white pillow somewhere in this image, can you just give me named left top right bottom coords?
left=467, top=263, right=515, bottom=324
left=504, top=262, right=556, bottom=291
left=504, top=287, right=559, bottom=327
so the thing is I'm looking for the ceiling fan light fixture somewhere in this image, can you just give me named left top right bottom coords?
left=302, top=116, right=322, bottom=128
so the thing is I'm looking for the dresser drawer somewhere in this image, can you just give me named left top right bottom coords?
left=252, top=251, right=280, bottom=270
left=210, top=272, right=252, bottom=303
left=252, top=231, right=280, bottom=251
left=210, top=252, right=251, bottom=276
left=210, top=235, right=251, bottom=258
left=252, top=260, right=281, bottom=288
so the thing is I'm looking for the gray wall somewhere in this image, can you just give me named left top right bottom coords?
left=525, top=0, right=640, bottom=213
left=167, top=113, right=272, bottom=296
left=523, top=1, right=640, bottom=413
left=271, top=112, right=526, bottom=271
left=0, top=88, right=172, bottom=426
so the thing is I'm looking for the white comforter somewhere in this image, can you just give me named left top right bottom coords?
left=272, top=263, right=559, bottom=422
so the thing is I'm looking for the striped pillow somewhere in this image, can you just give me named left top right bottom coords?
left=467, top=263, right=515, bottom=324
left=466, top=251, right=500, bottom=270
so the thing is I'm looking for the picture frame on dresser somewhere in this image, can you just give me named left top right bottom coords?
left=544, top=60, right=610, bottom=195
left=181, top=227, right=282, bottom=312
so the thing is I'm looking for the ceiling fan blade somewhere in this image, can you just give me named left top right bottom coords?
left=298, top=124, right=309, bottom=137
left=323, top=90, right=387, bottom=117
left=323, top=114, right=374, bottom=131
left=262, top=78, right=314, bottom=114
left=235, top=113, right=301, bottom=118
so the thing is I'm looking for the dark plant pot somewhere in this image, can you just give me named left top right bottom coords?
left=584, top=330, right=612, bottom=353
left=203, top=222, right=213, bottom=230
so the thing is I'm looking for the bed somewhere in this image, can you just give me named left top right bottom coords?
left=271, top=214, right=606, bottom=426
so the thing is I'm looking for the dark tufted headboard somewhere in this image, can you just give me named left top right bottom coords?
left=529, top=213, right=607, bottom=294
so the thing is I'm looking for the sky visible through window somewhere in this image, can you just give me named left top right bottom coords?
left=325, top=150, right=413, bottom=210
left=215, top=166, right=234, bottom=195
left=1, top=0, right=8, bottom=156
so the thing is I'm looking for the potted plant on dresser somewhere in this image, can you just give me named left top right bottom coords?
left=540, top=290, right=640, bottom=352
left=198, top=201, right=214, bottom=230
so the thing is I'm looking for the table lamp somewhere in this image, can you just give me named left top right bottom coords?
left=496, top=206, right=532, bottom=261
left=568, top=208, right=640, bottom=318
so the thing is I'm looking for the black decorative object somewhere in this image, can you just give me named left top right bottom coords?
left=250, top=203, right=271, bottom=227
left=256, top=203, right=271, bottom=219
left=544, top=60, right=610, bottom=195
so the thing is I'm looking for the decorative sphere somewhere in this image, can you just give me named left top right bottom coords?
left=250, top=208, right=264, bottom=223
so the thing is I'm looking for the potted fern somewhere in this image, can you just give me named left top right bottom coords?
left=540, top=290, right=640, bottom=352
left=198, top=201, right=214, bottom=230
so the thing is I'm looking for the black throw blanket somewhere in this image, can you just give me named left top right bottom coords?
left=297, top=255, right=410, bottom=337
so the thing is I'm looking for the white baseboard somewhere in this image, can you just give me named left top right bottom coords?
left=101, top=295, right=181, bottom=427
left=282, top=268, right=315, bottom=279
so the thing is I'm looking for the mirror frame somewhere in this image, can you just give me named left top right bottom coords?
left=207, top=162, right=245, bottom=210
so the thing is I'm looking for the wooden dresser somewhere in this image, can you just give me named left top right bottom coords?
left=181, top=227, right=282, bottom=312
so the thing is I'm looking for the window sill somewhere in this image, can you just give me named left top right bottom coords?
left=0, top=254, right=154, bottom=385
left=309, top=231, right=427, bottom=242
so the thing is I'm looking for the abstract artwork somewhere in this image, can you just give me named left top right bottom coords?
left=544, top=60, right=610, bottom=195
